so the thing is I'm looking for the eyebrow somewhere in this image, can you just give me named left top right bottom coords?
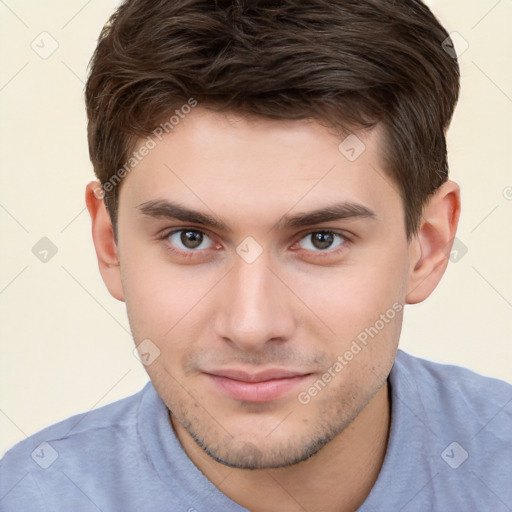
left=137, top=199, right=377, bottom=232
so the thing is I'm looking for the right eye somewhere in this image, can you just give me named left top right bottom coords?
left=162, top=228, right=219, bottom=256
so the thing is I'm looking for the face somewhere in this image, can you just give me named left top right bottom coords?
left=115, top=108, right=412, bottom=469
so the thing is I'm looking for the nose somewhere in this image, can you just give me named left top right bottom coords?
left=213, top=251, right=296, bottom=352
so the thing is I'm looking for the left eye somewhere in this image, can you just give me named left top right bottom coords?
left=297, top=231, right=345, bottom=252
left=164, top=229, right=346, bottom=256
left=167, top=230, right=215, bottom=251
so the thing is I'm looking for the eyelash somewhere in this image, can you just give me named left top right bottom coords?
left=159, top=228, right=351, bottom=261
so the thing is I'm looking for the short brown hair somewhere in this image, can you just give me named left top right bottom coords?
left=85, top=0, right=460, bottom=239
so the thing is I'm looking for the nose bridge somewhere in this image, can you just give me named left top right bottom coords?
left=214, top=250, right=295, bottom=349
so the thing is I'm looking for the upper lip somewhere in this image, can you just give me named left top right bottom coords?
left=204, top=368, right=310, bottom=382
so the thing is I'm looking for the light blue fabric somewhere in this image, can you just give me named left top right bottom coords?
left=1, top=349, right=511, bottom=511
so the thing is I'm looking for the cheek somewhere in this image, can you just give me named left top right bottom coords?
left=121, top=239, right=195, bottom=320
left=120, top=242, right=177, bottom=337
left=121, top=228, right=408, bottom=349
left=291, top=248, right=407, bottom=374
left=292, top=252, right=406, bottom=333
left=120, top=244, right=218, bottom=346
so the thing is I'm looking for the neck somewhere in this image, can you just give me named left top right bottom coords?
left=172, top=382, right=390, bottom=512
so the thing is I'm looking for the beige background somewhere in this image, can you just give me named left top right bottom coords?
left=0, top=0, right=511, bottom=457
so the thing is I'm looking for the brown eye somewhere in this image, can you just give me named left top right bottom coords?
left=181, top=230, right=203, bottom=249
left=167, top=229, right=214, bottom=251
left=298, top=231, right=345, bottom=252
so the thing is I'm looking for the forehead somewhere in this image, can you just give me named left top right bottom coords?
left=119, top=108, right=403, bottom=231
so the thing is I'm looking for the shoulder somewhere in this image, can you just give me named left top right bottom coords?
left=364, top=351, right=512, bottom=511
left=392, top=349, right=512, bottom=439
left=2, top=382, right=149, bottom=458
left=0, top=382, right=151, bottom=510
left=394, top=349, right=512, bottom=402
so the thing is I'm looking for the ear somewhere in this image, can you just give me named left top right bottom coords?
left=85, top=181, right=125, bottom=302
left=406, top=180, right=461, bottom=304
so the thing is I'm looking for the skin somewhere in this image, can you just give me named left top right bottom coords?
left=86, top=107, right=460, bottom=512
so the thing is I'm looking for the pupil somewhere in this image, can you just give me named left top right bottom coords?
left=181, top=230, right=203, bottom=249
left=312, top=232, right=333, bottom=250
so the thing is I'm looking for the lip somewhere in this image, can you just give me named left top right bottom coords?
left=203, top=368, right=313, bottom=403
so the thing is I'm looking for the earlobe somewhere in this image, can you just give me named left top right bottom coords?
left=85, top=181, right=125, bottom=302
left=406, top=180, right=461, bottom=304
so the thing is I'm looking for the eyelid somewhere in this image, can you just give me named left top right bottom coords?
left=161, top=227, right=218, bottom=249
left=159, top=225, right=213, bottom=239
left=295, top=228, right=352, bottom=242
left=292, top=229, right=351, bottom=255
left=159, top=226, right=352, bottom=257
left=160, top=226, right=351, bottom=242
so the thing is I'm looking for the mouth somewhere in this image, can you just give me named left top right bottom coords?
left=203, top=368, right=314, bottom=403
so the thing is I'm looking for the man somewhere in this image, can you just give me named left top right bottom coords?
left=1, top=0, right=511, bottom=511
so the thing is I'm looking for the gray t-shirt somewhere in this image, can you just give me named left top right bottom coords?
left=1, top=349, right=511, bottom=511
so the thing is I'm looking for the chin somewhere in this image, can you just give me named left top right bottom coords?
left=179, top=411, right=349, bottom=470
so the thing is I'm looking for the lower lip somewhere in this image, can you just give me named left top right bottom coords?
left=205, top=374, right=312, bottom=402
